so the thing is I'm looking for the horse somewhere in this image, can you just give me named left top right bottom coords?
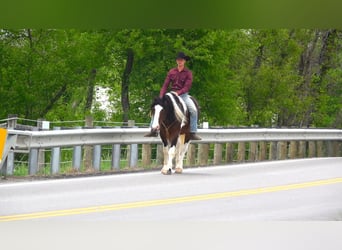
left=149, top=92, right=199, bottom=175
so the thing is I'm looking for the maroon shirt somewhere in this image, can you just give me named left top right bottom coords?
left=159, top=67, right=193, bottom=97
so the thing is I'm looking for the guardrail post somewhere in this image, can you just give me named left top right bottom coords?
left=93, top=145, right=101, bottom=171
left=237, top=142, right=245, bottom=162
left=333, top=141, right=340, bottom=157
left=4, top=149, right=14, bottom=176
left=28, top=127, right=39, bottom=175
left=326, top=141, right=333, bottom=157
left=156, top=145, right=163, bottom=165
left=214, top=143, right=222, bottom=164
left=289, top=141, right=297, bottom=159
left=308, top=141, right=316, bottom=158
left=72, top=127, right=82, bottom=171
left=327, top=141, right=339, bottom=157
left=7, top=114, right=18, bottom=129
left=128, top=121, right=138, bottom=168
left=298, top=141, right=306, bottom=158
left=92, top=126, right=102, bottom=171
left=3, top=152, right=13, bottom=176
left=316, top=141, right=325, bottom=157
left=4, top=114, right=17, bottom=175
left=277, top=141, right=287, bottom=160
left=28, top=148, right=38, bottom=175
left=112, top=144, right=121, bottom=170
left=73, top=145, right=82, bottom=171
left=198, top=144, right=209, bottom=166
left=51, top=127, right=61, bottom=174
left=259, top=141, right=267, bottom=161
left=249, top=142, right=257, bottom=162
left=269, top=142, right=277, bottom=160
left=37, top=118, right=49, bottom=173
left=142, top=144, right=151, bottom=167
left=225, top=143, right=234, bottom=163
left=129, top=144, right=138, bottom=168
left=84, top=116, right=93, bottom=171
left=1, top=130, right=18, bottom=176
left=186, top=144, right=196, bottom=166
left=0, top=130, right=14, bottom=176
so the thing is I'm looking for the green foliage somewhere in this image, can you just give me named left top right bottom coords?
left=0, top=29, right=341, bottom=128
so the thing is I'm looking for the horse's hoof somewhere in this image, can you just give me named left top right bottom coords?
left=175, top=168, right=183, bottom=174
left=161, top=168, right=172, bottom=175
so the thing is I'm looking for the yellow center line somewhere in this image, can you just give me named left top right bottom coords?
left=1, top=177, right=342, bottom=222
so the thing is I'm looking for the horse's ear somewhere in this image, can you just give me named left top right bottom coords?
left=151, top=96, right=161, bottom=108
left=154, top=96, right=164, bottom=104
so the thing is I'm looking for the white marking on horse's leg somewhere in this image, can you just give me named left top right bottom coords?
left=175, top=139, right=183, bottom=170
left=175, top=142, right=189, bottom=174
left=167, top=146, right=176, bottom=169
left=161, top=145, right=175, bottom=175
left=163, top=146, right=169, bottom=165
left=177, top=143, right=189, bottom=173
left=161, top=146, right=169, bottom=174
left=181, top=142, right=190, bottom=161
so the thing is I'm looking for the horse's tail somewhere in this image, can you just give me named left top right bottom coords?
left=166, top=92, right=187, bottom=126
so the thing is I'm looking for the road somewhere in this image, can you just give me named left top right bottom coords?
left=0, top=158, right=341, bottom=222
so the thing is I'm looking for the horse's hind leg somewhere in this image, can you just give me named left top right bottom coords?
left=175, top=135, right=189, bottom=174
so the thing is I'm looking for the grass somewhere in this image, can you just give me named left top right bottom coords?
left=10, top=157, right=162, bottom=177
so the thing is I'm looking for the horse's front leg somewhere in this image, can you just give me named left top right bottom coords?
left=161, top=145, right=170, bottom=175
left=161, top=138, right=178, bottom=175
left=161, top=146, right=176, bottom=175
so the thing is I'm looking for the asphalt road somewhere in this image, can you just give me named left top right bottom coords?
left=0, top=158, right=341, bottom=222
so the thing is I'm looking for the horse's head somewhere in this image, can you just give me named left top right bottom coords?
left=150, top=93, right=186, bottom=132
left=150, top=96, right=165, bottom=132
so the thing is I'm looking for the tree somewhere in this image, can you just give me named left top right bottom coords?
left=1, top=28, right=341, bottom=129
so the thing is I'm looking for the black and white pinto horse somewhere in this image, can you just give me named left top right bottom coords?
left=150, top=92, right=199, bottom=175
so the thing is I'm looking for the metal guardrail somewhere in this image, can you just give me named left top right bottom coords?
left=1, top=127, right=341, bottom=176
left=8, top=128, right=342, bottom=149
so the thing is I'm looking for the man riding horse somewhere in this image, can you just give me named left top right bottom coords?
left=145, top=52, right=201, bottom=141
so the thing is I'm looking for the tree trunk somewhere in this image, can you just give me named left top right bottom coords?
left=84, top=68, right=97, bottom=113
left=317, top=29, right=337, bottom=83
left=121, top=48, right=134, bottom=124
left=246, top=37, right=265, bottom=124
left=26, top=29, right=33, bottom=48
left=298, top=30, right=320, bottom=127
left=298, top=29, right=337, bottom=127
left=41, top=84, right=67, bottom=117
left=25, top=29, right=34, bottom=118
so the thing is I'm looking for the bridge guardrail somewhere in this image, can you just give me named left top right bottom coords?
left=9, top=127, right=342, bottom=147
left=1, top=127, right=341, bottom=176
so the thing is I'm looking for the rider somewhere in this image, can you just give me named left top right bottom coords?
left=145, top=52, right=201, bottom=140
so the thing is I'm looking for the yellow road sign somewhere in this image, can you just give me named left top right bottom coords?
left=0, top=128, right=7, bottom=164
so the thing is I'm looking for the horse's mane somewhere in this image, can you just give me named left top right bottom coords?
left=151, top=93, right=187, bottom=126
left=165, top=93, right=187, bottom=125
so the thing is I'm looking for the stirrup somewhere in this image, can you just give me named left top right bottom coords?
left=144, top=131, right=158, bottom=137
left=190, top=133, right=202, bottom=140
